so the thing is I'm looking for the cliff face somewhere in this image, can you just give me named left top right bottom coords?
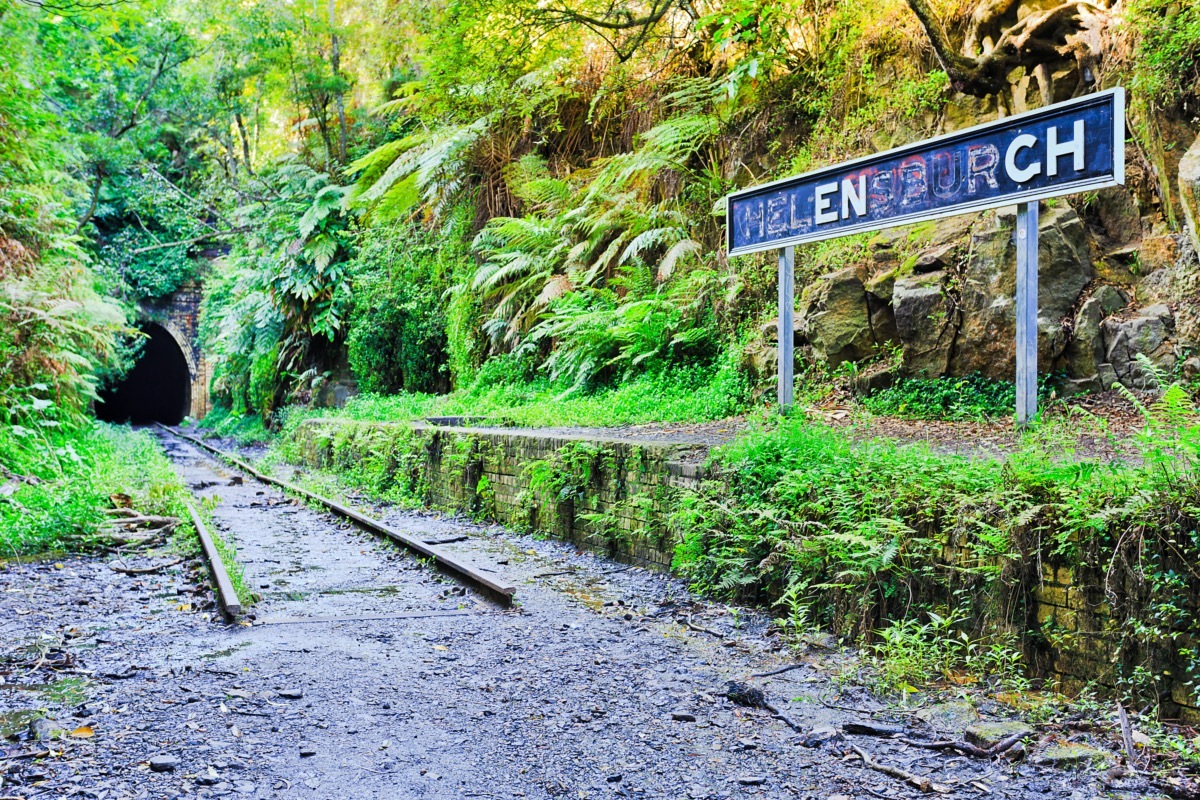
left=789, top=2, right=1200, bottom=392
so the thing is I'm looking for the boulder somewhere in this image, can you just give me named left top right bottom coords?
left=757, top=315, right=805, bottom=347
left=1031, top=742, right=1111, bottom=768
left=1137, top=261, right=1177, bottom=305
left=964, top=721, right=1034, bottom=750
left=1179, top=134, right=1200, bottom=255
left=1091, top=186, right=1142, bottom=247
left=867, top=294, right=899, bottom=345
left=950, top=205, right=1092, bottom=377
left=743, top=316, right=804, bottom=390
left=1037, top=204, right=1095, bottom=355
left=28, top=717, right=63, bottom=741
left=797, top=268, right=876, bottom=367
left=864, top=269, right=897, bottom=303
left=1100, top=303, right=1176, bottom=390
left=1140, top=235, right=1181, bottom=274
left=1062, top=285, right=1127, bottom=389
left=911, top=241, right=958, bottom=274
left=943, top=93, right=1001, bottom=133
left=949, top=213, right=1016, bottom=376
left=893, top=271, right=953, bottom=377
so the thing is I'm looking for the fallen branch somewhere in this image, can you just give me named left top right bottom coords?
left=0, top=749, right=50, bottom=761
left=681, top=615, right=725, bottom=638
left=110, top=558, right=184, bottom=575
left=103, top=531, right=170, bottom=548
left=899, top=730, right=1027, bottom=759
left=103, top=507, right=141, bottom=517
left=900, top=737, right=990, bottom=758
left=764, top=702, right=805, bottom=733
left=129, top=226, right=251, bottom=254
left=1117, top=702, right=1137, bottom=768
left=852, top=745, right=951, bottom=794
left=533, top=569, right=579, bottom=579
left=751, top=664, right=805, bottom=678
left=106, top=514, right=179, bottom=527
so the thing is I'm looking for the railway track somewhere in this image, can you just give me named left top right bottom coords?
left=156, top=423, right=517, bottom=607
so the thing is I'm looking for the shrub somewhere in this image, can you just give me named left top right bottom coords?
left=346, top=277, right=449, bottom=394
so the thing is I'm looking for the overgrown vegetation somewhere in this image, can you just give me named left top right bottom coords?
left=280, top=350, right=752, bottom=429
left=0, top=422, right=192, bottom=556
left=861, top=374, right=1054, bottom=421
left=673, top=368, right=1200, bottom=712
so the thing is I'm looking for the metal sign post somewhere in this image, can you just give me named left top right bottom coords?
left=723, top=88, right=1125, bottom=419
left=1015, top=201, right=1039, bottom=426
left=778, top=246, right=794, bottom=410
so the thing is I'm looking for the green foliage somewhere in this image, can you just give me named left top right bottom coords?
left=0, top=423, right=191, bottom=556
left=868, top=610, right=1028, bottom=694
left=347, top=279, right=448, bottom=394
left=344, top=222, right=458, bottom=394
left=202, top=161, right=355, bottom=416
left=861, top=374, right=1053, bottom=421
left=1126, top=0, right=1200, bottom=108
left=291, top=347, right=751, bottom=429
left=197, top=405, right=272, bottom=445
left=0, top=1, right=129, bottom=423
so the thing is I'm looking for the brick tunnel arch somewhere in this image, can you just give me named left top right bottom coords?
left=96, top=321, right=193, bottom=425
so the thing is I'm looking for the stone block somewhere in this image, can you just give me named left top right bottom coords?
left=964, top=721, right=1033, bottom=749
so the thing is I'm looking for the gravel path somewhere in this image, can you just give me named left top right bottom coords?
left=0, top=430, right=1155, bottom=799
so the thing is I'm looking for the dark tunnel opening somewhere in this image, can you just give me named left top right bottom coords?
left=96, top=323, right=191, bottom=425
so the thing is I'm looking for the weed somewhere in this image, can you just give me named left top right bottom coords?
left=861, top=374, right=1054, bottom=421
left=1, top=423, right=194, bottom=557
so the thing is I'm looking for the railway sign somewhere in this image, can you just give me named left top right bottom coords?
left=726, top=88, right=1125, bottom=423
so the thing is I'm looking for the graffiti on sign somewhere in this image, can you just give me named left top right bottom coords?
left=726, top=89, right=1124, bottom=256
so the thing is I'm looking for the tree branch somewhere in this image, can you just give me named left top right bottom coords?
left=72, top=171, right=103, bottom=236
left=109, top=33, right=190, bottom=139
left=142, top=163, right=232, bottom=230
left=903, top=0, right=1107, bottom=97
left=129, top=226, right=250, bottom=255
left=904, top=0, right=1016, bottom=96
left=533, top=0, right=683, bottom=60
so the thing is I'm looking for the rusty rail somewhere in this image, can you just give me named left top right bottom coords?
left=156, top=424, right=516, bottom=606
left=184, top=500, right=243, bottom=617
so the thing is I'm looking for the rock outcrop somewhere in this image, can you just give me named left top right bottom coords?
left=795, top=200, right=1192, bottom=392
left=893, top=271, right=953, bottom=377
left=1181, top=135, right=1200, bottom=256
left=796, top=267, right=877, bottom=367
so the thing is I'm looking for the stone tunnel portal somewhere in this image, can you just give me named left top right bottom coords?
left=96, top=323, right=192, bottom=425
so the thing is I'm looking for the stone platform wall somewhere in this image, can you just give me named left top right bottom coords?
left=288, top=418, right=708, bottom=570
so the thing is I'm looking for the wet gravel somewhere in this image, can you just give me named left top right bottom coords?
left=0, top=430, right=1159, bottom=799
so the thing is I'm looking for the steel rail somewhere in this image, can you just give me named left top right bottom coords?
left=184, top=500, right=243, bottom=617
left=156, top=424, right=516, bottom=606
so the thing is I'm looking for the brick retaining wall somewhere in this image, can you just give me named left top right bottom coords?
left=288, top=418, right=709, bottom=570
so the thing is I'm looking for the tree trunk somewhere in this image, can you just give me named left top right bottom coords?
left=329, top=0, right=349, bottom=166
left=236, top=113, right=255, bottom=175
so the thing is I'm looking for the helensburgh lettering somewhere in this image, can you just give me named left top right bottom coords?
left=727, top=90, right=1123, bottom=256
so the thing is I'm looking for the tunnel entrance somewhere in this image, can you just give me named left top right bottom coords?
left=97, top=323, right=191, bottom=425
